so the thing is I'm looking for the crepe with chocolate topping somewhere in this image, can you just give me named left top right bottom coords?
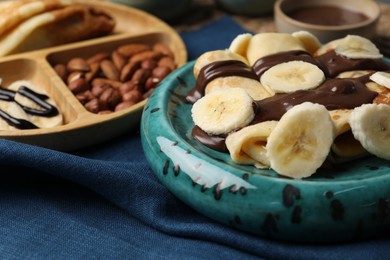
left=0, top=2, right=115, bottom=56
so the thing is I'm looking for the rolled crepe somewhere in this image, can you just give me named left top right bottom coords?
left=328, top=109, right=369, bottom=163
left=225, top=121, right=278, bottom=169
left=246, top=32, right=305, bottom=66
left=0, top=0, right=73, bottom=38
left=0, top=2, right=115, bottom=56
left=225, top=108, right=368, bottom=168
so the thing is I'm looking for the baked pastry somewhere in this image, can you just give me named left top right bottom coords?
left=0, top=0, right=115, bottom=56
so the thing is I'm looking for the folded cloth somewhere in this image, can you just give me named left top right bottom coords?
left=180, top=16, right=249, bottom=61
left=0, top=16, right=389, bottom=259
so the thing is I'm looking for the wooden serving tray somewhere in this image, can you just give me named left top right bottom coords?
left=0, top=1, right=187, bottom=151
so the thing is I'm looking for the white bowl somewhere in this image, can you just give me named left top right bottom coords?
left=274, top=0, right=381, bottom=43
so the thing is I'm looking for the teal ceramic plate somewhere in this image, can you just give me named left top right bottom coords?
left=141, top=60, right=390, bottom=243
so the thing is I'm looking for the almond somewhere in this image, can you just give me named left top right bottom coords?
left=130, top=50, right=162, bottom=63
left=111, top=50, right=127, bottom=70
left=120, top=60, right=140, bottom=82
left=100, top=59, right=120, bottom=81
left=116, top=43, right=150, bottom=58
left=67, top=57, right=90, bottom=72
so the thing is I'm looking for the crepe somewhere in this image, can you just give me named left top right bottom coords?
left=0, top=1, right=115, bottom=57
left=0, top=0, right=73, bottom=38
left=225, top=121, right=278, bottom=169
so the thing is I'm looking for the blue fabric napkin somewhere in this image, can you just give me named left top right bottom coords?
left=0, top=16, right=389, bottom=260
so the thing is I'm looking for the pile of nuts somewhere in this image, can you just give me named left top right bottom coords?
left=53, top=42, right=177, bottom=114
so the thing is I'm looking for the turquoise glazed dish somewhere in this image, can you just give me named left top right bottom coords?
left=140, top=60, right=390, bottom=243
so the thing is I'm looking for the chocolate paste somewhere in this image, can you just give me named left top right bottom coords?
left=251, top=78, right=377, bottom=124
left=186, top=60, right=257, bottom=103
left=192, top=125, right=227, bottom=152
left=287, top=5, right=368, bottom=26
left=253, top=50, right=329, bottom=77
left=316, top=50, right=390, bottom=78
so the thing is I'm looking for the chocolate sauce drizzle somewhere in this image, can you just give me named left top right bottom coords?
left=0, top=85, right=59, bottom=129
left=253, top=50, right=329, bottom=78
left=251, top=77, right=377, bottom=124
left=189, top=50, right=390, bottom=152
left=186, top=60, right=258, bottom=103
left=316, top=50, right=390, bottom=78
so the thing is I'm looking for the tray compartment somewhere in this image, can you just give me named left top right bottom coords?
left=0, top=58, right=78, bottom=125
left=46, top=32, right=183, bottom=115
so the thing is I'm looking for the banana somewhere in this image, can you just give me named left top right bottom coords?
left=369, top=71, right=390, bottom=89
left=205, top=76, right=273, bottom=101
left=246, top=32, right=305, bottom=65
left=193, top=49, right=249, bottom=79
left=191, top=87, right=255, bottom=135
left=225, top=120, right=278, bottom=168
left=228, top=33, right=253, bottom=58
left=260, top=60, right=325, bottom=93
left=335, top=35, right=383, bottom=59
left=349, top=103, right=390, bottom=161
left=292, top=30, right=322, bottom=55
left=266, top=102, right=335, bottom=179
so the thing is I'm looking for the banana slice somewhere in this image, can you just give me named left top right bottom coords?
left=292, top=30, right=322, bottom=55
left=228, top=33, right=252, bottom=58
left=191, top=87, right=255, bottom=135
left=205, top=76, right=273, bottom=101
left=335, top=35, right=383, bottom=59
left=369, top=71, right=390, bottom=89
left=226, top=121, right=278, bottom=168
left=260, top=60, right=325, bottom=93
left=266, top=102, right=335, bottom=179
left=349, top=103, right=390, bottom=161
left=193, top=49, right=249, bottom=79
left=246, top=32, right=305, bottom=65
